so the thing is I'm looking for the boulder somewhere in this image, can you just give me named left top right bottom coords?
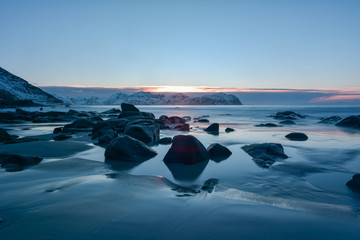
left=319, top=116, right=342, bottom=124
left=335, top=115, right=360, bottom=130
left=225, top=127, right=235, bottom=133
left=156, top=115, right=189, bottom=131
left=158, top=137, right=172, bottom=145
left=285, top=132, right=308, bottom=141
left=104, top=134, right=157, bottom=162
left=204, top=123, right=219, bottom=134
left=346, top=174, right=360, bottom=192
left=99, top=129, right=118, bottom=146
left=207, top=143, right=232, bottom=162
left=0, top=153, right=43, bottom=172
left=53, top=134, right=72, bottom=141
left=0, top=128, right=11, bottom=142
left=255, top=123, right=278, bottom=127
left=121, top=103, right=139, bottom=112
left=53, top=127, right=63, bottom=134
left=272, top=111, right=305, bottom=120
left=124, top=118, right=160, bottom=144
left=163, top=135, right=209, bottom=164
left=63, top=119, right=95, bottom=133
left=242, top=143, right=288, bottom=168
left=279, top=120, right=296, bottom=125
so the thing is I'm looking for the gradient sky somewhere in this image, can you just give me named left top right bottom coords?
left=0, top=0, right=359, bottom=89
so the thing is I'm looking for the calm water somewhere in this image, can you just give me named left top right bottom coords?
left=1, top=105, right=360, bottom=239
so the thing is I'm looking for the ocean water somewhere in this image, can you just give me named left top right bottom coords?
left=1, top=105, right=360, bottom=239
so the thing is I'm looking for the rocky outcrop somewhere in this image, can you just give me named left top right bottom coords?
left=335, top=115, right=360, bottom=130
left=242, top=143, right=288, bottom=168
left=285, top=132, right=308, bottom=141
left=272, top=111, right=305, bottom=120
left=0, top=153, right=43, bottom=172
left=104, top=134, right=157, bottom=162
left=163, top=135, right=209, bottom=164
left=207, top=143, right=232, bottom=162
left=319, top=116, right=342, bottom=124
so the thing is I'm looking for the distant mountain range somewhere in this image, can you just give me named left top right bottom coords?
left=0, top=67, right=63, bottom=107
left=63, top=91, right=242, bottom=105
left=0, top=66, right=242, bottom=106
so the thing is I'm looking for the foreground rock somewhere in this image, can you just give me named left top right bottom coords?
left=207, top=143, right=232, bottom=162
left=335, top=115, right=360, bottom=130
left=285, top=132, right=308, bottom=141
left=163, top=135, right=209, bottom=164
left=104, top=134, right=157, bottom=162
left=204, top=123, right=219, bottom=135
left=346, top=174, right=360, bottom=192
left=0, top=153, right=43, bottom=172
left=319, top=116, right=342, bottom=124
left=241, top=143, right=288, bottom=168
left=272, top=111, right=305, bottom=120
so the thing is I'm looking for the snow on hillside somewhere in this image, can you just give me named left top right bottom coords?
left=63, top=91, right=242, bottom=105
left=0, top=67, right=62, bottom=105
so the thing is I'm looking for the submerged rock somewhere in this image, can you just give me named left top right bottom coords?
left=319, top=116, right=342, bottom=124
left=242, top=143, right=288, bottom=168
left=201, top=178, right=219, bottom=193
left=279, top=120, right=296, bottom=125
left=0, top=153, right=43, bottom=172
left=335, top=115, right=360, bottom=130
left=0, top=128, right=11, bottom=142
left=158, top=137, right=172, bottom=145
left=346, top=174, right=360, bottom=192
left=53, top=134, right=72, bottom=141
left=163, top=135, right=209, bottom=164
left=207, top=143, right=232, bottom=162
left=104, top=134, right=157, bottom=162
left=255, top=123, right=278, bottom=127
left=225, top=127, right=235, bottom=133
left=204, top=123, right=219, bottom=135
left=285, top=132, right=308, bottom=141
left=272, top=111, right=305, bottom=120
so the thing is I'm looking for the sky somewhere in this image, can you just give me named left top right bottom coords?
left=0, top=0, right=359, bottom=91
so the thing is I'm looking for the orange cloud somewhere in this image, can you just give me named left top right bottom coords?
left=311, top=95, right=360, bottom=102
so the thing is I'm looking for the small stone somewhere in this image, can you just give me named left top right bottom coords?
left=204, top=123, right=219, bottom=135
left=225, top=127, right=235, bottom=133
left=285, top=132, right=308, bottom=141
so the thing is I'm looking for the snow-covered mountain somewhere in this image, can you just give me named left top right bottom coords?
left=64, top=91, right=242, bottom=105
left=0, top=67, right=62, bottom=106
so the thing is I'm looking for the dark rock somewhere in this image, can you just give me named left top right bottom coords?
left=0, top=128, right=11, bottom=142
left=204, top=123, right=219, bottom=134
left=255, top=123, right=278, bottom=127
left=53, top=127, right=63, bottom=134
left=124, top=118, right=160, bottom=144
left=68, top=109, right=79, bottom=115
left=53, top=134, right=72, bottom=141
left=285, top=132, right=308, bottom=141
left=279, top=120, right=296, bottom=125
left=102, top=108, right=121, bottom=114
left=121, top=103, right=139, bottom=112
left=197, top=119, right=209, bottom=123
left=346, top=174, right=360, bottom=192
left=0, top=153, right=43, bottom=172
left=99, top=129, right=118, bottom=146
left=207, top=143, right=232, bottom=162
left=104, top=134, right=157, bottom=162
left=63, top=119, right=95, bottom=132
left=193, top=115, right=209, bottom=121
left=174, top=124, right=190, bottom=131
left=182, top=116, right=191, bottom=122
left=107, top=119, right=127, bottom=132
left=242, top=143, right=288, bottom=168
left=158, top=137, right=172, bottom=145
left=90, top=116, right=103, bottom=122
left=76, top=112, right=91, bottom=117
left=335, top=115, right=360, bottom=130
left=225, top=127, right=235, bottom=133
left=201, top=178, right=219, bottom=193
left=272, top=111, right=305, bottom=120
left=118, top=111, right=154, bottom=119
left=319, top=116, right=342, bottom=124
left=156, top=115, right=189, bottom=131
left=163, top=135, right=209, bottom=164
left=4, top=137, right=39, bottom=144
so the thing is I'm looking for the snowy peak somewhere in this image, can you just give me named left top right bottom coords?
left=65, top=91, right=242, bottom=105
left=0, top=67, right=62, bottom=105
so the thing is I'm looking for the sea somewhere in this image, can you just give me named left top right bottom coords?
left=1, top=105, right=360, bottom=239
